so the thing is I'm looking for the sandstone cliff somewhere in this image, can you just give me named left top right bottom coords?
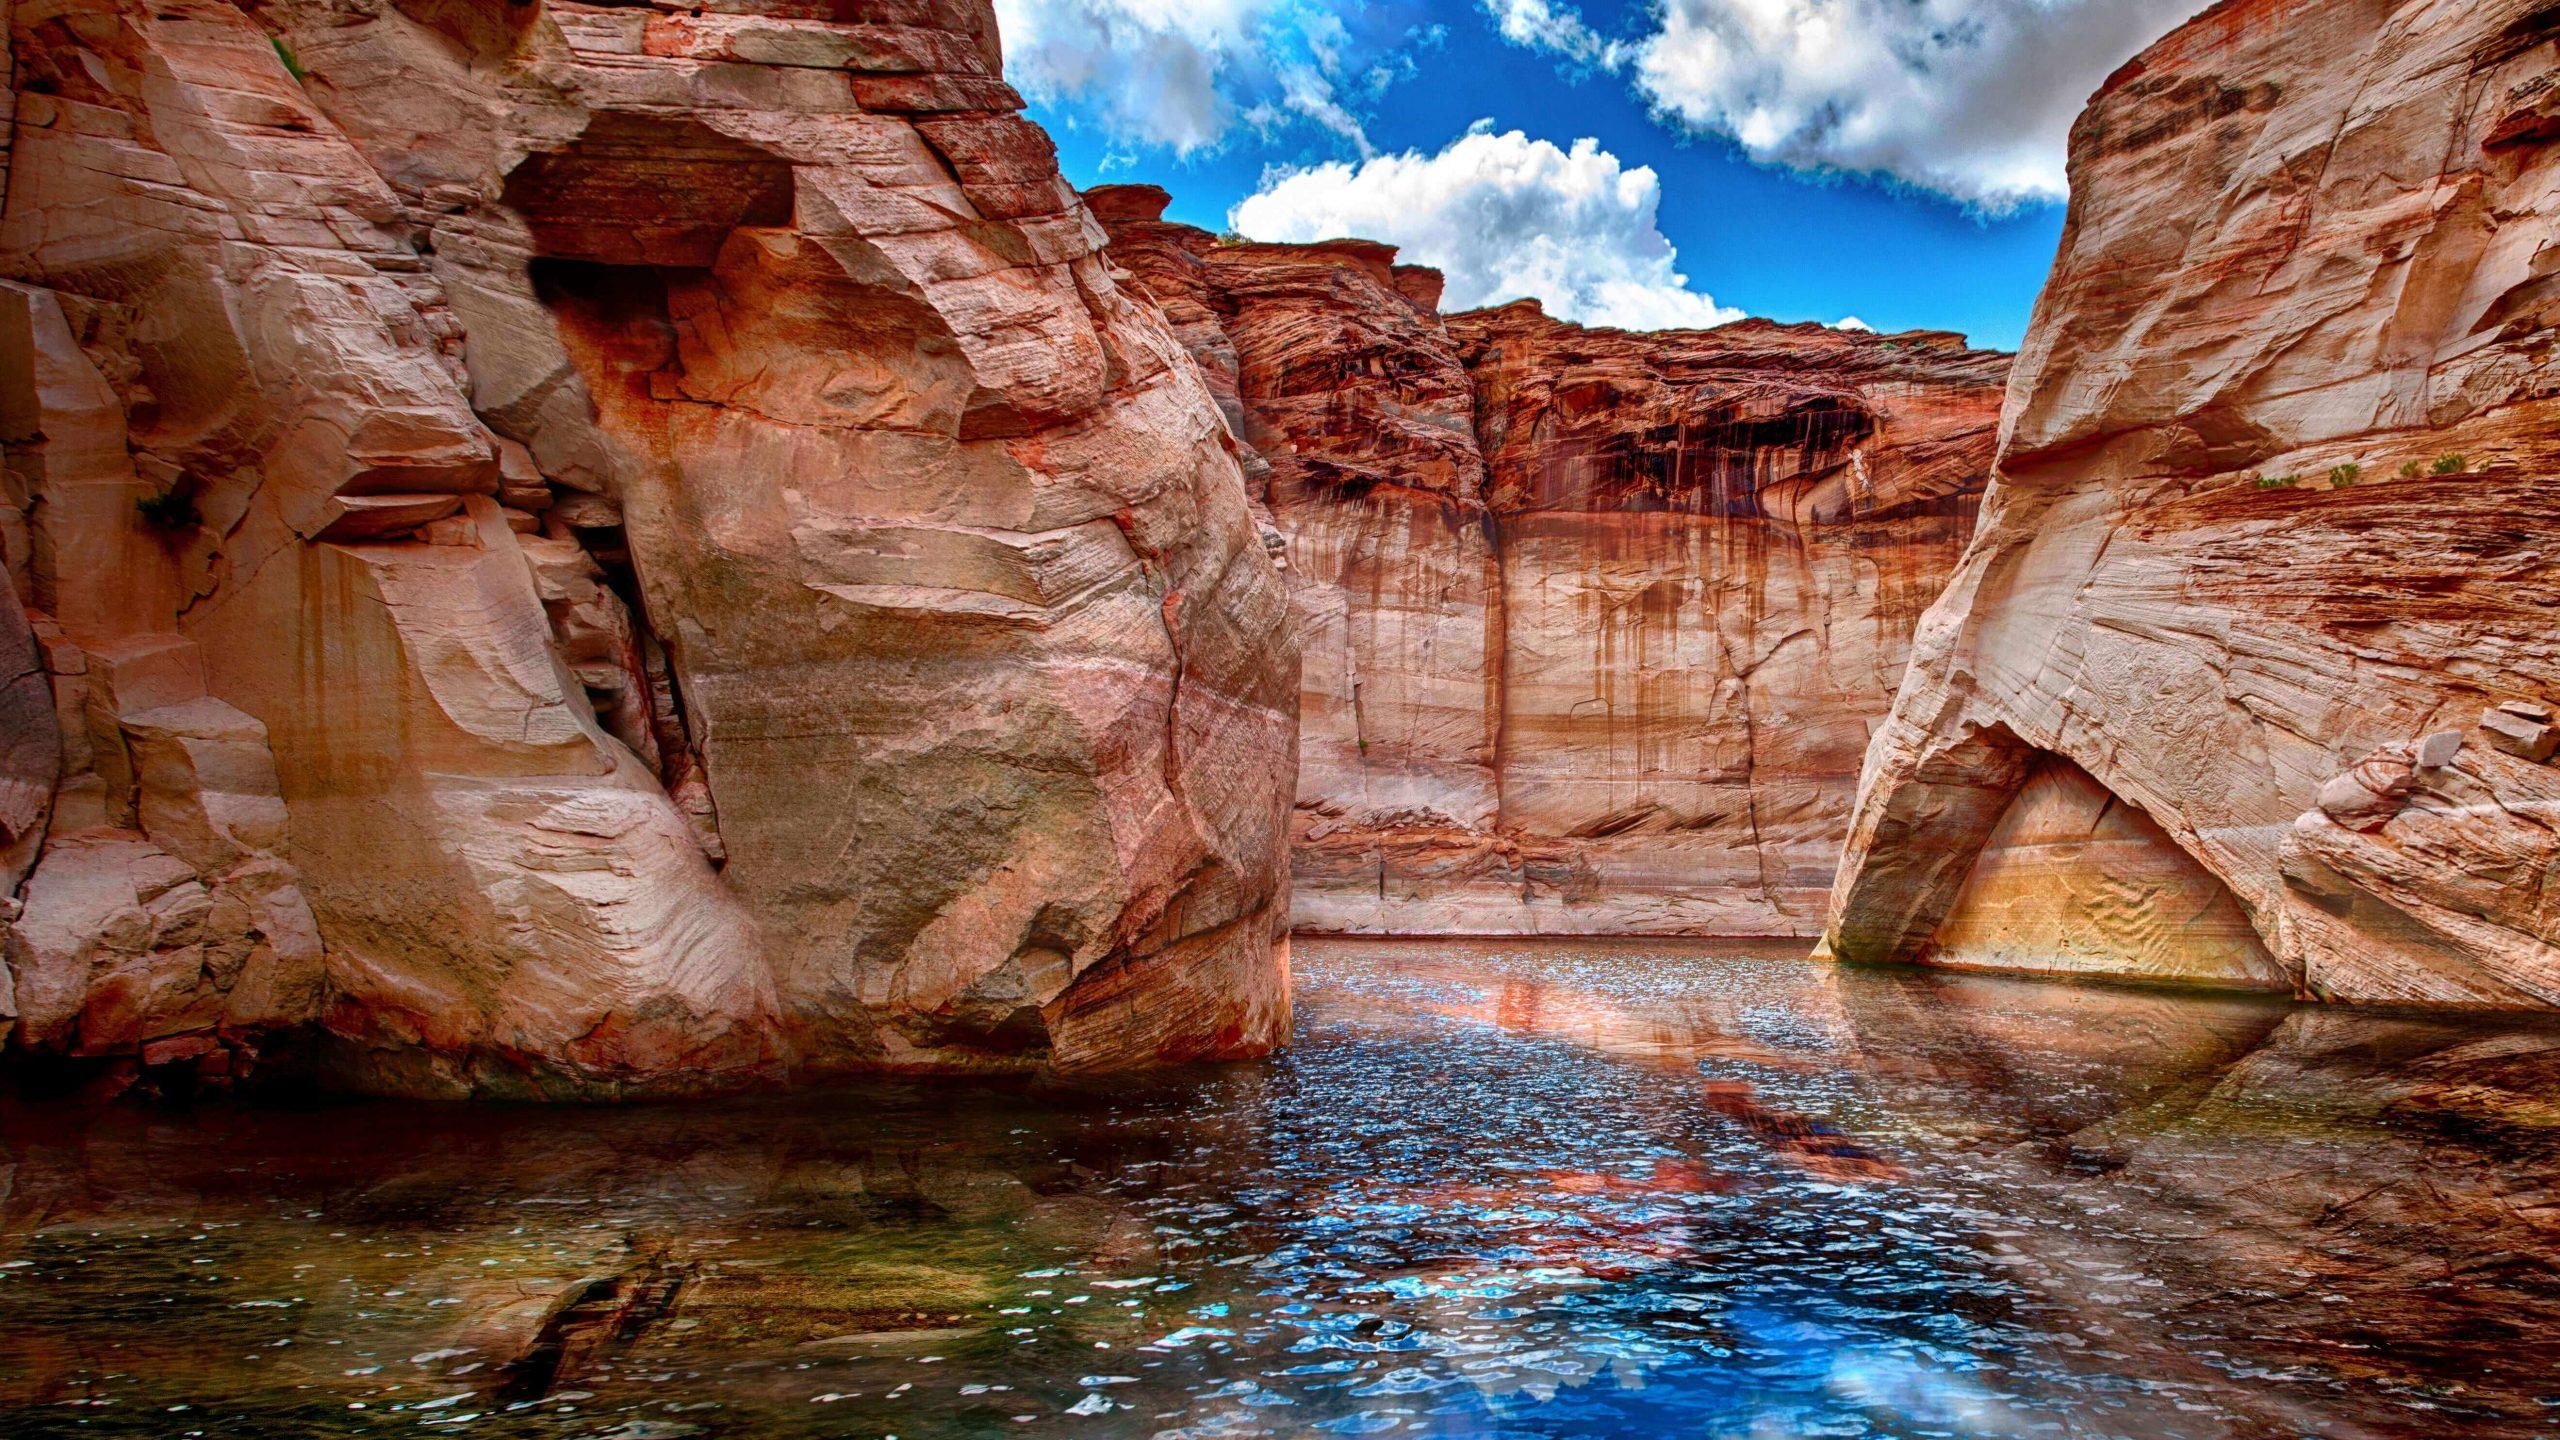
left=1094, top=187, right=2009, bottom=935
left=0, top=0, right=1297, bottom=1095
left=1823, top=0, right=2560, bottom=1006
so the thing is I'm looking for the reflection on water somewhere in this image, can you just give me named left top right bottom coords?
left=5, top=938, right=2559, bottom=1439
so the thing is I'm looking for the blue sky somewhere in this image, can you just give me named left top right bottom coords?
left=999, top=0, right=2201, bottom=351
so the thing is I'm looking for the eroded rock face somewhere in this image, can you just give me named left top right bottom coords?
left=1925, top=754, right=2286, bottom=988
left=1823, top=0, right=2560, bottom=1005
left=1094, top=188, right=2008, bottom=935
left=1453, top=307, right=2008, bottom=936
left=0, top=0, right=1295, bottom=1094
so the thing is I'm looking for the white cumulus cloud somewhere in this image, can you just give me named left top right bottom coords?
left=1479, top=0, right=1630, bottom=68
left=994, top=0, right=1389, bottom=156
left=1231, top=127, right=1742, bottom=331
left=1483, top=0, right=2198, bottom=210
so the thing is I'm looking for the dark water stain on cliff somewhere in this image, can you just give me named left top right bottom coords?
left=4, top=938, right=2558, bottom=1438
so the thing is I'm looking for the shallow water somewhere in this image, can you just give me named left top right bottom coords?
left=5, top=938, right=2559, bottom=1439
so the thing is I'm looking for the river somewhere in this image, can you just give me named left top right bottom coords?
left=4, top=938, right=2556, bottom=1438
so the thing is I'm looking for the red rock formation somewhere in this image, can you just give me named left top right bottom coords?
left=1823, top=0, right=2560, bottom=1005
left=0, top=0, right=1295, bottom=1094
left=1453, top=307, right=2009, bottom=935
left=1095, top=187, right=2008, bottom=934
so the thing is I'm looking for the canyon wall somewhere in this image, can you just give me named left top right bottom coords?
left=1093, top=189, right=2008, bottom=936
left=1823, top=0, right=2560, bottom=1005
left=0, top=0, right=1297, bottom=1096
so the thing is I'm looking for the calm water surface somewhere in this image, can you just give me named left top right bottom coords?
left=5, top=939, right=2559, bottom=1439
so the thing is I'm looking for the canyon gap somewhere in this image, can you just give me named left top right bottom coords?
left=1091, top=187, right=2011, bottom=938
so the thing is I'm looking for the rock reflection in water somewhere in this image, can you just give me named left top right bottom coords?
left=3, top=937, right=2557, bottom=1439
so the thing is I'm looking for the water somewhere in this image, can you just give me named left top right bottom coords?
left=5, top=938, right=2558, bottom=1439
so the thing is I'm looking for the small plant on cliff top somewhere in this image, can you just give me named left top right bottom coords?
left=272, top=37, right=307, bottom=82
left=2251, top=473, right=2296, bottom=490
left=136, top=489, right=200, bottom=532
left=2432, top=453, right=2469, bottom=476
left=2399, top=458, right=2425, bottom=479
left=2328, top=463, right=2360, bottom=490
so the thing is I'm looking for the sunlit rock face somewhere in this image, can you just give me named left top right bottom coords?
left=1094, top=184, right=2007, bottom=936
left=1088, top=190, right=1509, bottom=928
left=1824, top=0, right=2560, bottom=1005
left=1926, top=755, right=2287, bottom=988
left=0, top=0, right=1296, bottom=1095
left=1453, top=307, right=2008, bottom=936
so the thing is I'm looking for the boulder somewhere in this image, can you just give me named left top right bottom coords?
left=2416, top=731, right=2464, bottom=771
left=2316, top=748, right=2420, bottom=834
left=2482, top=707, right=2558, bottom=763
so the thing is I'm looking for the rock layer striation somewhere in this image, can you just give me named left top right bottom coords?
left=1094, top=187, right=2009, bottom=935
left=1823, top=0, right=2560, bottom=1005
left=0, top=0, right=1296, bottom=1095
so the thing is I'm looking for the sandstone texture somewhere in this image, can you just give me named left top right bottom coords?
left=1823, top=0, right=2560, bottom=1005
left=0, top=0, right=1295, bottom=1095
left=1095, top=186, right=2007, bottom=936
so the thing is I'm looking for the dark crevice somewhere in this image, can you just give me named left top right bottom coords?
left=517, top=257, right=727, bottom=861
left=1529, top=399, right=1879, bottom=517
left=2483, top=3, right=2560, bottom=67
left=504, top=114, right=792, bottom=268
